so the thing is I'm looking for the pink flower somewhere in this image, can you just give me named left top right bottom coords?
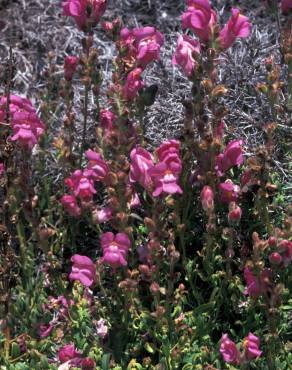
left=69, top=254, right=96, bottom=287
left=269, top=252, right=282, bottom=265
left=278, top=240, right=292, bottom=267
left=64, top=56, right=79, bottom=81
left=219, top=180, right=240, bottom=203
left=228, top=202, right=242, bottom=223
left=81, top=358, right=96, bottom=370
left=220, top=334, right=240, bottom=365
left=61, top=195, right=81, bottom=217
left=243, top=267, right=271, bottom=298
left=99, top=109, right=116, bottom=131
left=85, top=149, right=109, bottom=181
left=122, top=68, right=144, bottom=100
left=96, top=318, right=108, bottom=339
left=182, top=0, right=217, bottom=42
left=243, top=332, right=262, bottom=360
left=129, top=147, right=154, bottom=189
left=39, top=323, right=54, bottom=338
left=156, top=140, right=181, bottom=161
left=200, top=185, right=214, bottom=211
left=281, top=0, right=292, bottom=13
left=219, top=8, right=251, bottom=50
left=132, top=26, right=164, bottom=67
left=62, top=0, right=107, bottom=31
left=215, top=140, right=244, bottom=176
left=65, top=170, right=96, bottom=201
left=58, top=344, right=81, bottom=363
left=0, top=163, right=4, bottom=176
left=149, top=153, right=183, bottom=197
left=172, top=35, right=201, bottom=76
left=92, top=207, right=113, bottom=224
left=100, top=232, right=131, bottom=269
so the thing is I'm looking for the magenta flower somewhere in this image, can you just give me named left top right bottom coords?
left=129, top=147, right=154, bottom=189
left=220, top=334, right=240, bottom=365
left=100, top=232, right=131, bottom=269
left=92, top=207, right=113, bottom=224
left=281, top=0, right=292, bottom=13
left=61, top=195, right=81, bottom=217
left=132, top=26, right=164, bottom=67
left=64, top=56, right=79, bottom=81
left=182, top=0, right=217, bottom=42
left=215, top=140, right=244, bottom=176
left=65, top=170, right=96, bottom=201
left=69, top=254, right=96, bottom=287
left=243, top=267, right=271, bottom=299
left=269, top=252, right=282, bottom=265
left=58, top=343, right=81, bottom=363
left=156, top=140, right=181, bottom=161
left=99, top=109, right=116, bottom=131
left=85, top=149, right=109, bottom=181
left=149, top=153, right=183, bottom=197
left=200, top=185, right=214, bottom=211
left=122, top=68, right=144, bottom=100
left=39, top=323, right=54, bottom=338
left=219, top=180, right=240, bottom=203
left=243, top=333, right=262, bottom=360
left=172, top=35, right=201, bottom=77
left=81, top=358, right=96, bottom=370
left=219, top=8, right=251, bottom=50
left=62, top=0, right=107, bottom=31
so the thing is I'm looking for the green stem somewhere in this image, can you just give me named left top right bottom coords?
left=79, top=84, right=89, bottom=164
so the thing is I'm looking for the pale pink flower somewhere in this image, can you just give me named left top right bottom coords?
left=92, top=207, right=113, bottom=224
left=129, top=147, right=154, bottom=189
left=243, top=333, right=262, bottom=360
left=173, top=35, right=201, bottom=77
left=219, top=180, right=240, bottom=203
left=219, top=8, right=251, bottom=50
left=61, top=195, right=81, bottom=217
left=96, top=318, right=108, bottom=339
left=122, top=68, right=144, bottom=100
left=64, top=56, right=79, bottom=81
left=62, top=0, right=107, bottom=31
left=182, top=0, right=217, bottom=42
left=220, top=334, right=240, bottom=365
left=215, top=140, right=244, bottom=176
left=69, top=254, right=96, bottom=287
left=200, top=185, right=214, bottom=211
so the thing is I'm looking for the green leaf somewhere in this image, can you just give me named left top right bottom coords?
left=102, top=353, right=110, bottom=370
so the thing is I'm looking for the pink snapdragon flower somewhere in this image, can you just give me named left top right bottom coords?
left=58, top=343, right=82, bottom=363
left=219, top=8, right=251, bottom=50
left=243, top=267, right=271, bottom=298
left=62, top=0, right=107, bottom=31
left=281, top=0, right=292, bottom=13
left=149, top=153, right=183, bottom=197
left=156, top=140, right=181, bottom=161
left=69, top=254, right=96, bottom=287
left=200, top=185, right=214, bottom=211
left=100, top=232, right=131, bottom=268
left=39, top=323, right=54, bottom=338
left=215, top=140, right=244, bottom=176
left=85, top=149, right=109, bottom=181
left=61, top=195, right=81, bottom=217
left=64, top=56, right=79, bottom=81
left=182, top=0, right=217, bottom=42
left=122, top=68, right=144, bottom=100
left=172, top=35, right=201, bottom=77
left=243, top=333, right=262, bottom=360
left=92, top=207, right=113, bottom=224
left=220, top=334, right=240, bottom=365
left=129, top=147, right=154, bottom=189
left=65, top=169, right=96, bottom=201
left=99, top=109, right=116, bottom=131
left=219, top=180, right=240, bottom=203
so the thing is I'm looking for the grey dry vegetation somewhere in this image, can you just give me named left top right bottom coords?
left=0, top=0, right=291, bottom=201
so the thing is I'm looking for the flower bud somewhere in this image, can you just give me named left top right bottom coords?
left=269, top=252, right=282, bottom=265
left=228, top=203, right=242, bottom=223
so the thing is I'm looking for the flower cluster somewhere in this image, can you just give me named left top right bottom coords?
left=0, top=95, right=45, bottom=150
left=130, top=140, right=183, bottom=197
left=220, top=332, right=262, bottom=365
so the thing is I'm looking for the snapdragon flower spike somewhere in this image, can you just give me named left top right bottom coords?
left=65, top=169, right=96, bottom=201
left=243, top=333, right=262, bottom=360
left=62, top=0, right=107, bottom=31
left=69, top=254, right=96, bottom=287
left=61, top=195, right=81, bottom=217
left=182, top=0, right=217, bottom=42
left=122, top=68, right=144, bottom=100
left=219, top=8, right=251, bottom=50
left=85, top=149, right=109, bottom=181
left=220, top=334, right=240, bottom=365
left=243, top=267, right=271, bottom=299
left=219, top=180, right=240, bottom=203
left=64, top=56, right=79, bottom=81
left=100, top=232, right=131, bottom=269
left=281, top=0, right=292, bottom=13
left=215, top=140, right=244, bottom=176
left=172, top=35, right=201, bottom=77
left=129, top=147, right=155, bottom=189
